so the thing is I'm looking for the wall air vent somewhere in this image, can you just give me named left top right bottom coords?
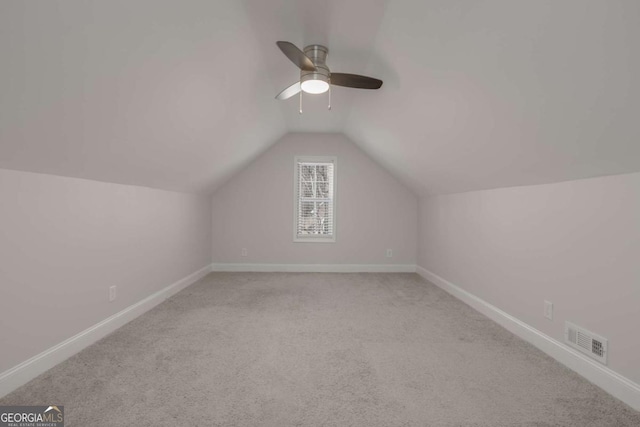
left=565, top=321, right=608, bottom=365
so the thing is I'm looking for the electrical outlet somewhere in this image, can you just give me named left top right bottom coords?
left=241, top=248, right=247, bottom=257
left=544, top=300, right=553, bottom=320
left=109, top=286, right=117, bottom=302
left=386, top=248, right=393, bottom=258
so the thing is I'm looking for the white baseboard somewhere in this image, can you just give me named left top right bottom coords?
left=211, top=263, right=416, bottom=273
left=416, top=266, right=640, bottom=411
left=0, top=264, right=213, bottom=399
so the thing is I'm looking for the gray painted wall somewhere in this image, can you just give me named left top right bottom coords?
left=417, top=172, right=640, bottom=384
left=211, top=133, right=417, bottom=266
left=0, top=168, right=212, bottom=373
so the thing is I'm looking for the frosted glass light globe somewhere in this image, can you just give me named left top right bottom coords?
left=301, top=79, right=330, bottom=94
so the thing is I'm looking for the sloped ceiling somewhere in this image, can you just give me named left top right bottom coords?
left=1, top=0, right=639, bottom=196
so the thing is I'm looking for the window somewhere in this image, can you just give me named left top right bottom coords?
left=294, top=156, right=336, bottom=242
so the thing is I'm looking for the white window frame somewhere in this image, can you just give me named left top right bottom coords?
left=293, top=155, right=337, bottom=243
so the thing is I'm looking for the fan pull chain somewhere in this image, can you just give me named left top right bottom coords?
left=299, top=90, right=303, bottom=114
left=328, top=84, right=331, bottom=110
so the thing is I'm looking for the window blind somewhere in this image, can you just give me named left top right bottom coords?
left=295, top=159, right=335, bottom=240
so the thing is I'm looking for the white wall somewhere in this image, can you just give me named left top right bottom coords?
left=417, top=172, right=640, bottom=384
left=0, top=168, right=212, bottom=374
left=211, top=133, right=417, bottom=266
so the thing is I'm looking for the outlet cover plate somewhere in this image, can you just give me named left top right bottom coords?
left=544, top=300, right=553, bottom=320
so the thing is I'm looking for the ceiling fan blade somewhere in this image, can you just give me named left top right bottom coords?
left=276, top=41, right=317, bottom=72
left=330, top=73, right=383, bottom=89
left=275, top=81, right=301, bottom=100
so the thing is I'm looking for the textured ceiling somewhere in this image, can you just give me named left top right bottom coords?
left=1, top=0, right=639, bottom=196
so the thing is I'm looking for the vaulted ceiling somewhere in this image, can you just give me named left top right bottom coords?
left=1, top=0, right=639, bottom=196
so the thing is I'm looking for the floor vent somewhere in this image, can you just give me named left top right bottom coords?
left=565, top=321, right=608, bottom=365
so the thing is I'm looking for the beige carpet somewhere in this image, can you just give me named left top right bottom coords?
left=2, top=272, right=639, bottom=426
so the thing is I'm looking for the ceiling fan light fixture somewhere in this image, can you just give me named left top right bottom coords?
left=301, top=78, right=329, bottom=94
left=275, top=42, right=383, bottom=102
left=300, top=65, right=330, bottom=94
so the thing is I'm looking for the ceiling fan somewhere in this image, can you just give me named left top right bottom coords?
left=275, top=41, right=383, bottom=111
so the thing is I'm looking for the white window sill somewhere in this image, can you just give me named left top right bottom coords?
left=294, top=236, right=336, bottom=243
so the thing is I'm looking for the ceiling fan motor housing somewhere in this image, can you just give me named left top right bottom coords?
left=301, top=45, right=330, bottom=89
